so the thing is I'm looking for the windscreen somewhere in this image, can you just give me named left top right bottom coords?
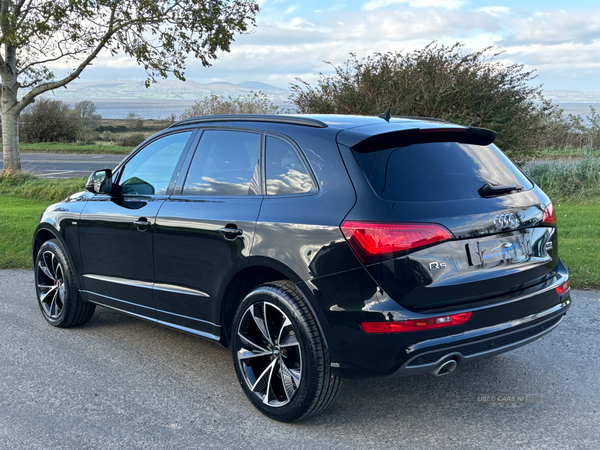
left=352, top=142, right=533, bottom=202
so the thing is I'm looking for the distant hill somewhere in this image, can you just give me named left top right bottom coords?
left=39, top=79, right=290, bottom=101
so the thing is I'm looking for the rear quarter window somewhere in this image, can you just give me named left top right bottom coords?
left=352, top=142, right=533, bottom=202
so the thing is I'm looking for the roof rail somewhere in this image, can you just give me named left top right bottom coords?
left=168, top=114, right=328, bottom=129
left=391, top=115, right=450, bottom=124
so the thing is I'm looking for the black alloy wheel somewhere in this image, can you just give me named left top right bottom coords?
left=232, top=281, right=341, bottom=422
left=34, top=239, right=96, bottom=328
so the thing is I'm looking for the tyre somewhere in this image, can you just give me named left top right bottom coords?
left=232, top=280, right=341, bottom=422
left=34, top=239, right=96, bottom=328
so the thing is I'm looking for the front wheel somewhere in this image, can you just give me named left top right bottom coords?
left=34, top=239, right=95, bottom=328
left=232, top=281, right=341, bottom=422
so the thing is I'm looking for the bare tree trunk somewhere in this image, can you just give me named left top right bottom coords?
left=1, top=54, right=21, bottom=172
left=1, top=100, right=21, bottom=172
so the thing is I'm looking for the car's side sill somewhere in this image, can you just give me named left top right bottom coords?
left=83, top=292, right=221, bottom=343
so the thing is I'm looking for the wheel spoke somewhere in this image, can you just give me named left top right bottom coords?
left=38, top=259, right=54, bottom=281
left=252, top=358, right=277, bottom=395
left=278, top=317, right=298, bottom=347
left=238, top=332, right=270, bottom=354
left=280, top=359, right=299, bottom=400
left=251, top=304, right=273, bottom=345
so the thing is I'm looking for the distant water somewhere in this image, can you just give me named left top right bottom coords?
left=59, top=98, right=600, bottom=120
left=60, top=98, right=197, bottom=120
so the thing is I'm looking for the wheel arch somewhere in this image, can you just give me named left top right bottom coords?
left=218, top=258, right=330, bottom=351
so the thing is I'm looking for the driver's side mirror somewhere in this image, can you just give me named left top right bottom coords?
left=86, top=169, right=113, bottom=194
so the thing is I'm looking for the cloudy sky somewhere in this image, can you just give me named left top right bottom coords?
left=80, top=0, right=600, bottom=91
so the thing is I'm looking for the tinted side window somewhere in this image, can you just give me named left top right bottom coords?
left=265, top=136, right=316, bottom=196
left=353, top=142, right=534, bottom=202
left=182, top=130, right=260, bottom=196
left=119, top=132, right=192, bottom=195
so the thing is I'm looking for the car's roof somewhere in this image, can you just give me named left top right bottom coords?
left=168, top=113, right=458, bottom=132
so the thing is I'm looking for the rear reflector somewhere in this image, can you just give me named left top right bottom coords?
left=556, top=280, right=570, bottom=296
left=361, top=312, right=473, bottom=333
left=542, top=203, right=556, bottom=225
left=341, top=221, right=453, bottom=264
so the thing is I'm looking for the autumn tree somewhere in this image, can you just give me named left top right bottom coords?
left=291, top=43, right=557, bottom=160
left=0, top=0, right=259, bottom=171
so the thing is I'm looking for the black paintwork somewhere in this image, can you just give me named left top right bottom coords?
left=33, top=114, right=571, bottom=378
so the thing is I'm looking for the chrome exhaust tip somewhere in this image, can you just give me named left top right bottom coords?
left=430, top=359, right=457, bottom=377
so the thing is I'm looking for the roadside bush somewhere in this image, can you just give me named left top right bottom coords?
left=100, top=131, right=115, bottom=142
left=20, top=98, right=82, bottom=143
left=524, top=154, right=600, bottom=201
left=290, top=43, right=557, bottom=161
left=116, top=133, right=147, bottom=147
left=181, top=91, right=281, bottom=119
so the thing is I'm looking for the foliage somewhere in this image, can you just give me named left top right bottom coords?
left=524, top=154, right=600, bottom=202
left=19, top=98, right=82, bottom=143
left=0, top=0, right=260, bottom=171
left=73, top=101, right=102, bottom=130
left=116, top=133, right=147, bottom=147
left=125, top=112, right=144, bottom=130
left=1, top=142, right=134, bottom=154
left=181, top=91, right=282, bottom=118
left=537, top=103, right=600, bottom=150
left=290, top=43, right=555, bottom=161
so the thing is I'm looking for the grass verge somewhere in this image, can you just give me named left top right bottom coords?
left=0, top=196, right=49, bottom=269
left=1, top=142, right=134, bottom=154
left=556, top=203, right=600, bottom=289
left=0, top=171, right=86, bottom=202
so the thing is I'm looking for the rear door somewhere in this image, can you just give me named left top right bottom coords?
left=153, top=129, right=262, bottom=337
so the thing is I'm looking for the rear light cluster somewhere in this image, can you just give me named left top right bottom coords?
left=542, top=203, right=556, bottom=225
left=556, top=280, right=570, bottom=296
left=341, top=221, right=453, bottom=264
left=361, top=312, right=473, bottom=333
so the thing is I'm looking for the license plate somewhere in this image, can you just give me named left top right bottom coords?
left=467, top=234, right=529, bottom=266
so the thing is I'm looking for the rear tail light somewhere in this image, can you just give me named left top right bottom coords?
left=542, top=203, right=556, bottom=225
left=361, top=312, right=473, bottom=333
left=556, top=280, right=570, bottom=296
left=341, top=221, right=453, bottom=264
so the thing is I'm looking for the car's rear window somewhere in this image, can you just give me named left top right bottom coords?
left=352, top=142, right=533, bottom=202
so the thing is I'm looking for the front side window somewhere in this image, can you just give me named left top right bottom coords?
left=182, top=130, right=260, bottom=196
left=119, top=132, right=192, bottom=195
left=265, top=136, right=316, bottom=196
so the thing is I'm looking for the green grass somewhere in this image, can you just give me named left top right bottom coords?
left=538, top=147, right=600, bottom=158
left=0, top=142, right=134, bottom=154
left=0, top=171, right=86, bottom=202
left=556, top=203, right=600, bottom=289
left=0, top=175, right=598, bottom=289
left=0, top=196, right=49, bottom=269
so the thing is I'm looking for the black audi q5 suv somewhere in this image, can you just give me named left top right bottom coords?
left=33, top=114, right=571, bottom=422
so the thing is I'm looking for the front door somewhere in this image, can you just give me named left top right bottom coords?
left=79, top=131, right=195, bottom=318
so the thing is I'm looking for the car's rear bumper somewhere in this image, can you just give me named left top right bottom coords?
left=390, top=298, right=570, bottom=377
left=300, top=260, right=570, bottom=379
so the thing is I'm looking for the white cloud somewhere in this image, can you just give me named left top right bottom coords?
left=364, top=0, right=465, bottom=11
left=478, top=6, right=510, bottom=16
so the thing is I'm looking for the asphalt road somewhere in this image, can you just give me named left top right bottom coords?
left=0, top=153, right=125, bottom=178
left=1, top=269, right=599, bottom=450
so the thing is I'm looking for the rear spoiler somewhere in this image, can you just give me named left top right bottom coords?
left=348, top=127, right=497, bottom=153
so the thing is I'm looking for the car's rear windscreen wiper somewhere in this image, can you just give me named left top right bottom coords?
left=478, top=183, right=522, bottom=197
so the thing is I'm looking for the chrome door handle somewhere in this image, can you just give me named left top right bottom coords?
left=134, top=220, right=152, bottom=227
left=219, top=227, right=243, bottom=237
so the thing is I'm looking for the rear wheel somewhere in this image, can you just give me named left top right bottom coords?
left=232, top=281, right=341, bottom=422
left=34, top=239, right=95, bottom=328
